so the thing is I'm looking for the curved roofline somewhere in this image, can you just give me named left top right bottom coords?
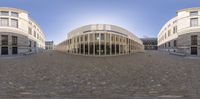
left=0, top=7, right=45, bottom=38
left=177, top=7, right=200, bottom=13
left=157, top=16, right=177, bottom=37
left=69, top=24, right=130, bottom=32
left=0, top=7, right=28, bottom=13
left=68, top=24, right=138, bottom=37
left=67, top=24, right=142, bottom=44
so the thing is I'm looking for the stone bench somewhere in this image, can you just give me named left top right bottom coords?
left=21, top=52, right=35, bottom=56
left=169, top=52, right=186, bottom=56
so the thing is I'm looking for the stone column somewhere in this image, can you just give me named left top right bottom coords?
left=83, top=35, right=85, bottom=55
left=88, top=34, right=89, bottom=55
left=104, top=33, right=106, bottom=55
left=93, top=33, right=95, bottom=56
left=115, top=35, right=116, bottom=55
left=110, top=33, right=112, bottom=55
left=99, top=33, right=100, bottom=56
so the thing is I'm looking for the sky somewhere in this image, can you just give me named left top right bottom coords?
left=0, top=0, right=200, bottom=44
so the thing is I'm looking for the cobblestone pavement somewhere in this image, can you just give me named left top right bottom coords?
left=0, top=50, right=200, bottom=99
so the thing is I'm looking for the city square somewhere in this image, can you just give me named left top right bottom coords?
left=0, top=0, right=200, bottom=99
left=0, top=51, right=200, bottom=99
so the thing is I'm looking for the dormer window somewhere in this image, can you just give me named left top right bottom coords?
left=190, top=11, right=198, bottom=16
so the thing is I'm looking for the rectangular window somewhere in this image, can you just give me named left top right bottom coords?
left=37, top=34, right=39, bottom=39
left=1, top=35, right=8, bottom=45
left=77, top=37, right=79, bottom=43
left=29, top=41, right=32, bottom=47
left=168, top=42, right=171, bottom=47
left=85, top=35, right=88, bottom=41
left=173, top=26, right=177, bottom=34
left=106, top=34, right=110, bottom=42
left=95, top=33, right=100, bottom=40
left=80, top=36, right=83, bottom=41
left=90, top=34, right=93, bottom=41
left=0, top=18, right=9, bottom=26
left=34, top=31, right=36, bottom=37
left=34, top=42, right=37, bottom=47
left=190, top=18, right=198, bottom=27
left=0, top=11, right=9, bottom=16
left=191, top=35, right=198, bottom=45
left=190, top=11, right=198, bottom=16
left=11, top=19, right=18, bottom=28
left=112, top=35, right=115, bottom=42
left=12, top=36, right=17, bottom=45
left=28, top=27, right=32, bottom=35
left=168, top=30, right=171, bottom=37
left=11, top=12, right=19, bottom=17
left=174, top=40, right=177, bottom=47
left=100, top=33, right=104, bottom=40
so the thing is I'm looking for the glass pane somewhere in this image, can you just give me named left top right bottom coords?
left=0, top=11, right=9, bottom=16
left=11, top=19, right=18, bottom=28
left=95, top=33, right=100, bottom=40
left=191, top=18, right=198, bottom=27
left=1, top=35, right=8, bottom=45
left=11, top=12, right=19, bottom=17
left=100, top=33, right=104, bottom=40
left=0, top=18, right=9, bottom=26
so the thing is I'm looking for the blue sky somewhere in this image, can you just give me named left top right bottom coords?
left=0, top=0, right=200, bottom=44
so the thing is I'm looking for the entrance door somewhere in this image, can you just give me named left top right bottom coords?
left=12, top=47, right=18, bottom=54
left=191, top=47, right=197, bottom=55
left=1, top=47, right=8, bottom=55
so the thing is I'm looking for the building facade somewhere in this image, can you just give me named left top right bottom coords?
left=0, top=7, right=45, bottom=56
left=157, top=7, right=200, bottom=56
left=45, top=41, right=54, bottom=50
left=56, top=24, right=144, bottom=56
left=141, top=38, right=157, bottom=50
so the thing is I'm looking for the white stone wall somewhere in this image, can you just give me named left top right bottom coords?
left=0, top=7, right=45, bottom=55
left=157, top=7, right=200, bottom=55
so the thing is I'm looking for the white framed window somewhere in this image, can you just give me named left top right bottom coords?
left=11, top=12, right=19, bottom=17
left=34, top=31, right=36, bottom=37
left=168, top=30, right=171, bottom=37
left=0, top=18, right=9, bottom=26
left=28, top=27, right=32, bottom=35
left=11, top=19, right=18, bottom=28
left=190, top=18, right=198, bottom=27
left=173, top=26, right=177, bottom=34
left=0, top=11, right=9, bottom=16
left=190, top=11, right=198, bottom=16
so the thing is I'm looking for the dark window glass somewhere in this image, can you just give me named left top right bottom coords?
left=29, top=41, right=32, bottom=47
left=174, top=40, right=177, bottom=47
left=190, top=11, right=198, bottom=16
left=100, top=34, right=104, bottom=40
left=168, top=42, right=171, bottom=47
left=12, top=36, right=17, bottom=45
left=1, top=35, right=8, bottom=45
left=11, top=12, right=19, bottom=17
left=191, top=35, right=198, bottom=45
left=34, top=42, right=37, bottom=47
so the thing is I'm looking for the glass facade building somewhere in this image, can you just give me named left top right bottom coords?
left=56, top=24, right=144, bottom=56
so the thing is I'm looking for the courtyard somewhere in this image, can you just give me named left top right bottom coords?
left=0, top=51, right=200, bottom=99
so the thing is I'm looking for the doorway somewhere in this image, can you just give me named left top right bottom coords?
left=191, top=47, right=197, bottom=55
left=12, top=47, right=18, bottom=54
left=1, top=47, right=8, bottom=55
